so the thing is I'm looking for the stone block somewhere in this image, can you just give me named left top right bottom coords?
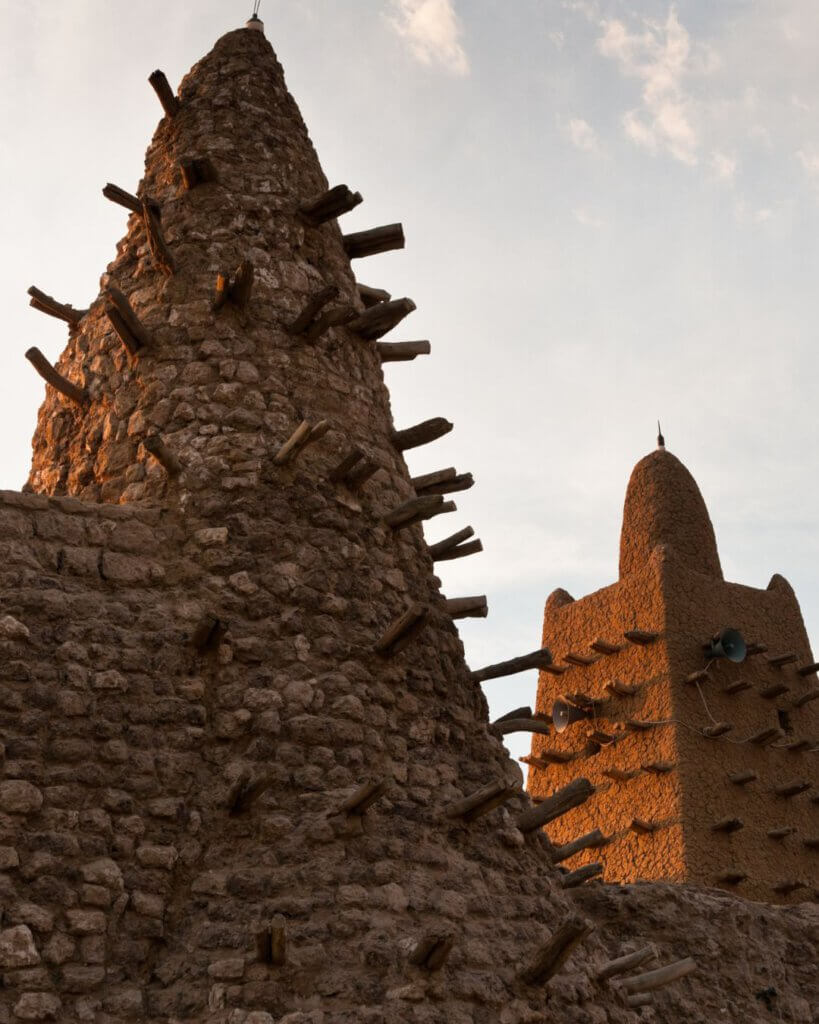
left=0, top=925, right=40, bottom=967
left=0, top=780, right=43, bottom=814
left=12, top=992, right=61, bottom=1021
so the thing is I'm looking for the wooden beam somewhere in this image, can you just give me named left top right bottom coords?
left=409, top=933, right=454, bottom=972
left=767, top=826, right=796, bottom=839
left=191, top=614, right=226, bottom=652
left=25, top=348, right=88, bottom=407
left=383, top=494, right=450, bottom=529
left=711, top=818, right=743, bottom=833
left=338, top=779, right=388, bottom=816
left=803, top=837, right=819, bottom=850
left=428, top=526, right=474, bottom=559
left=304, top=305, right=356, bottom=342
left=286, top=286, right=339, bottom=335
left=561, top=863, right=602, bottom=888
left=630, top=818, right=658, bottom=834
left=328, top=448, right=363, bottom=483
left=299, top=184, right=362, bottom=226
left=102, top=183, right=142, bottom=214
left=793, top=687, right=819, bottom=708
left=377, top=340, right=430, bottom=362
left=797, top=661, right=819, bottom=677
left=517, top=778, right=595, bottom=834
left=228, top=260, right=254, bottom=311
left=351, top=297, right=416, bottom=340
left=591, top=639, right=623, bottom=655
left=767, top=652, right=798, bottom=667
left=522, top=750, right=575, bottom=767
left=596, top=946, right=656, bottom=982
left=685, top=669, right=710, bottom=685
left=624, top=629, right=659, bottom=646
left=745, top=643, right=768, bottom=656
left=563, top=652, right=598, bottom=667
left=717, top=870, right=747, bottom=885
left=642, top=761, right=675, bottom=775
left=621, top=958, right=697, bottom=995
left=603, top=769, right=640, bottom=783
left=274, top=420, right=330, bottom=465
left=260, top=915, right=287, bottom=966
left=142, top=198, right=175, bottom=275
left=392, top=416, right=453, bottom=451
left=357, top=283, right=391, bottom=308
left=728, top=769, right=758, bottom=785
left=723, top=679, right=753, bottom=694
left=760, top=682, right=790, bottom=699
left=493, top=706, right=532, bottom=724
left=773, top=880, right=807, bottom=894
left=180, top=157, right=217, bottom=190
left=518, top=916, right=593, bottom=985
left=774, top=780, right=811, bottom=798
left=374, top=604, right=428, bottom=657
left=552, top=829, right=608, bottom=865
left=471, top=647, right=553, bottom=684
left=783, top=737, right=812, bottom=752
left=605, top=680, right=641, bottom=697
left=104, top=286, right=153, bottom=353
left=492, top=718, right=551, bottom=737
left=412, top=468, right=456, bottom=491
left=749, top=727, right=785, bottom=746
left=27, top=286, right=86, bottom=327
left=436, top=539, right=482, bottom=563
left=148, top=70, right=179, bottom=118
left=444, top=780, right=518, bottom=823
left=702, top=722, right=733, bottom=738
left=445, top=596, right=487, bottom=620
left=345, top=457, right=381, bottom=489
left=343, top=223, right=404, bottom=259
left=143, top=435, right=182, bottom=478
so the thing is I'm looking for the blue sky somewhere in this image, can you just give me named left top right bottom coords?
left=2, top=1, right=819, bottom=764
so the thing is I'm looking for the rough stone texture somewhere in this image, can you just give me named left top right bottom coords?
left=531, top=447, right=818, bottom=905
left=2, top=22, right=816, bottom=1024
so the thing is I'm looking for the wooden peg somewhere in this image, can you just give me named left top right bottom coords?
left=345, top=457, right=381, bottom=489
left=803, top=837, right=819, bottom=850
left=797, top=661, right=819, bottom=677
left=783, top=737, right=812, bottom=752
left=517, top=778, right=595, bottom=834
left=409, top=933, right=454, bottom=972
left=299, top=184, right=362, bottom=226
left=215, top=260, right=254, bottom=311
left=760, top=682, right=790, bottom=699
left=552, top=829, right=608, bottom=865
left=711, top=818, right=743, bottom=833
left=351, top=297, right=416, bottom=340
left=492, top=718, right=551, bottom=737
left=772, top=880, right=806, bottom=895
left=626, top=994, right=654, bottom=1008
left=179, top=157, right=217, bottom=190
left=728, top=769, right=758, bottom=785
left=596, top=946, right=656, bottom=982
left=702, top=722, right=733, bottom=738
left=328, top=448, right=364, bottom=482
left=377, top=340, right=430, bottom=362
left=415, top=472, right=473, bottom=496
left=257, top=915, right=287, bottom=966
left=745, top=642, right=768, bottom=656
left=104, top=286, right=153, bottom=354
left=392, top=416, right=452, bottom=451
left=444, top=780, right=518, bottom=823
left=304, top=305, right=356, bottom=342
left=343, top=223, right=404, bottom=259
left=518, top=916, right=593, bottom=985
left=143, top=435, right=182, bottom=478
left=603, top=768, right=640, bottom=783
left=561, top=863, right=602, bottom=888
left=774, top=780, right=811, bottom=798
left=749, top=727, right=785, bottom=746
left=428, top=526, right=474, bottom=559
left=471, top=647, right=553, bottom=684
left=25, top=348, right=88, bottom=407
left=767, top=652, right=798, bottom=667
left=642, top=761, right=675, bottom=775
left=286, top=286, right=339, bottom=335
left=435, top=539, right=483, bottom=563
left=717, top=870, right=747, bottom=884
left=445, top=596, right=487, bottom=620
left=630, top=818, right=658, bottom=834
left=27, top=286, right=86, bottom=327
left=274, top=420, right=330, bottom=465
left=383, top=494, right=448, bottom=529
left=793, top=687, right=819, bottom=708
left=148, top=69, right=179, bottom=118
left=141, top=198, right=175, bottom=275
left=723, top=679, right=752, bottom=695
left=625, top=720, right=656, bottom=733
left=357, top=283, right=391, bottom=307
left=374, top=604, right=428, bottom=657
left=103, top=183, right=142, bottom=214
left=621, top=958, right=697, bottom=995
left=413, top=468, right=456, bottom=491
left=191, top=614, right=227, bottom=652
left=338, top=779, right=388, bottom=816
left=767, top=826, right=796, bottom=839
left=227, top=771, right=269, bottom=816
left=605, top=680, right=641, bottom=697
left=522, top=749, right=575, bottom=767
left=563, top=652, right=598, bottom=667
left=685, top=670, right=710, bottom=685
left=591, top=639, right=623, bottom=655
left=624, top=629, right=659, bottom=645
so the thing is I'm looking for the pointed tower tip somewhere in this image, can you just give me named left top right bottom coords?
left=246, top=1, right=265, bottom=33
left=657, top=421, right=665, bottom=450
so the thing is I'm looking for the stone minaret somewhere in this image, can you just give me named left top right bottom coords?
left=529, top=442, right=818, bottom=904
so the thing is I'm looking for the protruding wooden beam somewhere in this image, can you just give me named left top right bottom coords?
left=191, top=614, right=226, bottom=652
left=749, top=727, right=785, bottom=746
left=180, top=157, right=217, bottom=190
left=446, top=596, right=487, bottom=620
left=605, top=680, right=641, bottom=697
left=338, top=779, right=388, bottom=816
left=596, top=946, right=656, bottom=982
left=793, top=687, right=819, bottom=708
left=27, top=286, right=86, bottom=327
left=702, top=722, right=733, bottom=738
left=104, top=286, right=153, bottom=354
left=444, top=780, right=518, bottom=823
left=225, top=260, right=254, bottom=311
left=274, top=420, right=331, bottom=466
left=685, top=670, right=710, bottom=685
left=345, top=457, right=381, bottom=490
left=604, top=768, right=640, bottom=783
left=299, top=184, right=363, bottom=226
left=435, top=539, right=483, bottom=563
left=493, top=718, right=551, bottom=738
left=717, top=870, right=747, bottom=885
left=767, top=826, right=796, bottom=839
left=642, top=761, right=675, bottom=775
left=142, top=198, right=175, bottom=275
left=621, top=958, right=697, bottom=995
left=343, top=223, right=404, bottom=259
left=148, top=69, right=179, bottom=118
left=562, top=863, right=602, bottom=888
left=625, top=720, right=657, bottom=733
left=552, top=829, right=608, bottom=865
left=227, top=771, right=269, bottom=816
left=144, top=435, right=182, bottom=478
left=797, top=662, right=819, bottom=677
left=417, top=472, right=473, bottom=496
left=563, top=652, right=598, bottom=667
left=304, top=305, right=355, bottom=342
left=103, top=183, right=142, bottom=214
left=428, top=526, right=474, bottom=559
left=723, top=679, right=752, bottom=695
left=351, top=297, right=416, bottom=340
left=783, top=737, right=812, bottom=752
left=774, top=780, right=811, bottom=798
left=413, top=468, right=456, bottom=491
left=374, top=603, right=428, bottom=657
left=767, top=652, right=798, bottom=667
left=630, top=818, right=658, bottom=834
left=517, top=778, right=595, bottom=834
left=383, top=494, right=449, bottom=529
left=772, top=880, right=807, bottom=895
left=25, top=348, right=88, bottom=407
left=392, top=416, right=452, bottom=451
left=518, top=916, right=593, bottom=985
left=328, top=448, right=364, bottom=483
left=409, top=933, right=454, bottom=972
left=357, top=283, right=391, bottom=307
left=626, top=994, right=654, bottom=1008
left=471, top=647, right=553, bottom=684
left=760, top=682, right=790, bottom=699
left=286, top=286, right=339, bottom=335
left=728, top=769, right=758, bottom=785
left=624, top=629, right=659, bottom=645
left=803, top=837, right=819, bottom=850
left=522, top=750, right=575, bottom=767
left=591, top=639, right=623, bottom=655
left=257, top=915, right=287, bottom=966
left=377, top=340, right=430, bottom=362
left=745, top=642, right=768, bottom=656
left=493, top=706, right=532, bottom=724
left=711, top=817, right=743, bottom=833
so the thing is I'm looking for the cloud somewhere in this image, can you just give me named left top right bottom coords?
left=797, top=148, right=819, bottom=179
left=388, top=0, right=469, bottom=76
left=573, top=207, right=606, bottom=229
left=567, top=117, right=601, bottom=154
left=711, top=151, right=737, bottom=182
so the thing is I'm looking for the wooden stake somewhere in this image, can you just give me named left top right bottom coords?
left=604, top=769, right=640, bottom=783
left=143, top=435, right=182, bottom=478
left=685, top=670, right=710, bottom=685
left=374, top=604, right=428, bottom=657
left=435, top=539, right=483, bottom=563
left=774, top=780, right=811, bottom=798
left=257, top=915, right=287, bottom=966
left=517, top=778, right=595, bottom=834
left=148, top=70, right=179, bottom=118
left=444, top=780, right=518, bottom=823
left=471, top=647, right=553, bottom=684
left=518, top=916, right=593, bottom=985
left=105, top=286, right=153, bottom=352
left=767, top=652, right=798, bottom=667
left=728, top=769, right=758, bottom=785
left=299, top=184, right=362, bottom=226
left=377, top=340, right=431, bottom=362
left=179, top=157, right=217, bottom=189
left=605, top=680, right=641, bottom=697
left=711, top=818, right=743, bottom=833
left=416, top=473, right=474, bottom=496
left=723, top=679, right=753, bottom=695
left=409, top=933, right=454, bottom=972
left=802, top=837, right=819, bottom=850
left=562, top=863, right=602, bottom=888
left=103, top=183, right=142, bottom=214
left=304, top=305, right=355, bottom=342
left=428, top=526, right=474, bottom=558
left=746, top=643, right=768, bottom=656
left=596, top=945, right=656, bottom=981
left=702, top=722, right=733, bottom=738
left=621, top=958, right=697, bottom=994
left=338, top=779, right=388, bottom=816
left=760, top=682, right=790, bottom=699
left=141, top=198, right=175, bottom=275
left=345, top=458, right=381, bottom=489
left=767, top=826, right=796, bottom=839
left=191, top=614, right=226, bottom=652
left=274, top=420, right=330, bottom=465
left=626, top=994, right=654, bottom=1008
left=641, top=761, right=675, bottom=774
left=445, top=596, right=488, bottom=620
left=493, top=706, right=533, bottom=724
left=223, top=260, right=254, bottom=311
left=793, top=687, right=819, bottom=708
left=591, top=639, right=623, bottom=655
left=343, top=223, right=404, bottom=259
left=328, top=448, right=364, bottom=482
left=286, top=286, right=339, bottom=335
left=783, top=737, right=812, bottom=752
left=27, top=286, right=86, bottom=327
left=392, top=416, right=453, bottom=451
left=522, top=750, right=575, bottom=767
left=492, top=718, right=551, bottom=737
left=357, top=283, right=391, bottom=307
left=351, top=297, right=416, bottom=340
left=796, top=661, right=819, bottom=677
left=773, top=880, right=807, bottom=895
left=383, top=494, right=446, bottom=529
left=412, top=468, right=456, bottom=491
left=717, top=870, right=747, bottom=885
left=624, top=629, right=659, bottom=645
left=564, top=652, right=599, bottom=667
left=552, top=830, right=608, bottom=865
left=749, top=727, right=785, bottom=746
left=25, top=348, right=88, bottom=407
left=630, top=818, right=657, bottom=834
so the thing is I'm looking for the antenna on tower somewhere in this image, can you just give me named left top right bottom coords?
left=657, top=421, right=665, bottom=450
left=247, top=0, right=264, bottom=32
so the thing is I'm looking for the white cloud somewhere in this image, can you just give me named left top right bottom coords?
left=797, top=148, right=819, bottom=179
left=573, top=207, right=606, bottom=229
left=567, top=116, right=601, bottom=154
left=389, top=0, right=469, bottom=76
left=711, top=151, right=737, bottom=182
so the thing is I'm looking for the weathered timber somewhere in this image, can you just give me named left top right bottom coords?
left=102, top=183, right=141, bottom=214
left=374, top=604, right=428, bottom=657
left=773, top=880, right=807, bottom=894
left=711, top=818, right=744, bottom=833
left=212, top=274, right=229, bottom=312
left=517, top=778, right=595, bottom=834
left=728, top=769, right=758, bottom=785
left=142, top=198, right=175, bottom=275
left=446, top=596, right=487, bottom=620
left=351, top=297, right=416, bottom=340
left=328, top=448, right=364, bottom=482
left=564, top=652, right=598, bottom=667
left=357, top=283, right=391, bottom=307
left=624, top=629, right=659, bottom=645
left=191, top=614, right=226, bottom=652
left=444, top=780, right=518, bottom=823
left=180, top=157, right=217, bottom=189
left=767, top=652, right=798, bottom=667
left=392, top=416, right=452, bottom=451
left=564, top=692, right=603, bottom=711
left=774, top=780, right=811, bottom=798
left=409, top=933, right=454, bottom=972
left=383, top=494, right=445, bottom=528
left=591, top=639, right=623, bottom=655
left=415, top=472, right=473, bottom=495
left=435, top=539, right=483, bottom=562
left=605, top=680, right=641, bottom=697
left=377, top=340, right=431, bottom=362
left=343, top=223, right=404, bottom=259
left=749, top=727, right=785, bottom=746
left=626, top=994, right=654, bottom=1008
left=767, top=826, right=797, bottom=839
left=143, top=435, right=183, bottom=478
left=492, top=718, right=551, bottom=737
left=642, top=761, right=675, bottom=775
left=723, top=679, right=753, bottom=695
left=685, top=670, right=710, bottom=685
left=229, top=260, right=254, bottom=310
left=803, top=837, right=819, bottom=849
left=304, top=305, right=356, bottom=341
left=702, top=722, right=733, bottom=738
left=596, top=945, right=656, bottom=982
left=471, top=647, right=553, bottom=684
left=519, top=916, right=593, bottom=985
left=338, top=779, right=388, bottom=816
left=228, top=772, right=269, bottom=816
left=286, top=286, right=339, bottom=334
left=784, top=738, right=812, bottom=752
left=274, top=420, right=330, bottom=465
left=148, top=69, right=179, bottom=117
left=105, top=286, right=153, bottom=351
left=604, top=768, right=640, bottom=782
left=345, top=457, right=381, bottom=489
left=717, top=870, right=747, bottom=884
left=625, top=720, right=656, bottom=733
left=428, top=526, right=474, bottom=558
left=299, top=184, right=362, bottom=226
left=794, top=687, right=819, bottom=707
left=562, top=863, right=602, bottom=888
left=25, top=348, right=88, bottom=407
left=413, top=468, right=456, bottom=491
left=493, top=706, right=532, bottom=724
left=746, top=642, right=768, bottom=656
left=522, top=749, right=574, bottom=766
left=553, top=829, right=608, bottom=865
left=622, top=958, right=697, bottom=995
left=268, top=916, right=287, bottom=966
left=760, top=682, right=790, bottom=699
left=630, top=818, right=657, bottom=834
left=797, top=661, right=819, bottom=676
left=27, top=286, right=86, bottom=327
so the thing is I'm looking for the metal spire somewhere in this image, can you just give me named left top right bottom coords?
left=247, top=0, right=264, bottom=31
left=657, top=421, right=665, bottom=450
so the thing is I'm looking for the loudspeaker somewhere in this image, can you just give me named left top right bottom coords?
left=552, top=698, right=594, bottom=734
left=707, top=628, right=746, bottom=663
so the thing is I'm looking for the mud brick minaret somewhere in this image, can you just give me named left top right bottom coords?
left=528, top=437, right=818, bottom=904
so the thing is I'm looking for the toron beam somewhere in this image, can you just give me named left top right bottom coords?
left=767, top=652, right=798, bottom=667
left=257, top=915, right=287, bottom=966
left=642, top=761, right=675, bottom=775
left=745, top=642, right=768, bottom=656
left=564, top=652, right=598, bottom=667
left=337, top=779, right=388, bottom=816
left=630, top=818, right=658, bottom=834
left=148, top=69, right=180, bottom=118
left=552, top=829, right=608, bottom=865
left=591, top=639, right=623, bottom=655
left=142, top=198, right=175, bottom=275
left=685, top=670, right=710, bottom=685
left=444, top=780, right=518, bottom=823
left=27, top=286, right=86, bottom=327
left=179, top=157, right=217, bottom=189
left=702, top=722, right=733, bottom=738
left=717, top=871, right=748, bottom=885
left=304, top=306, right=356, bottom=342
left=374, top=603, right=428, bottom=657
left=596, top=945, right=656, bottom=982
left=191, top=614, right=226, bottom=652
left=522, top=749, right=574, bottom=766
left=392, top=416, right=453, bottom=451
left=299, top=184, right=363, bottom=226
left=104, top=286, right=153, bottom=353
left=445, top=596, right=488, bottom=620
left=728, top=769, right=758, bottom=785
left=229, top=260, right=255, bottom=310
left=345, top=457, right=381, bottom=489
left=774, top=780, right=811, bottom=798
left=760, top=682, right=790, bottom=699
left=492, top=706, right=533, bottom=724
left=518, top=916, right=594, bottom=985
left=286, top=286, right=339, bottom=335
left=749, top=727, right=785, bottom=746
left=604, top=768, right=640, bottom=782
left=605, top=680, right=641, bottom=697
left=25, top=348, right=88, bottom=407
left=377, top=340, right=431, bottom=362
left=621, top=958, right=697, bottom=995
left=428, top=526, right=474, bottom=559
left=143, top=435, right=183, bottom=478
left=435, top=540, right=483, bottom=563
left=492, top=718, right=551, bottom=737
left=412, top=468, right=456, bottom=491
left=711, top=818, right=744, bottom=833
left=343, top=223, right=404, bottom=259
left=723, top=679, right=753, bottom=694
left=471, top=647, right=553, bottom=684
left=357, top=283, right=391, bottom=307
left=409, top=933, right=454, bottom=972
left=561, top=863, right=602, bottom=888
left=351, top=297, right=416, bottom=340
left=623, top=629, right=659, bottom=645
left=383, top=494, right=447, bottom=529
left=274, top=420, right=331, bottom=466
left=797, top=662, right=819, bottom=676
left=328, top=449, right=364, bottom=483
left=773, top=880, right=807, bottom=894
left=418, top=473, right=474, bottom=496
left=783, top=738, right=812, bottom=752
left=627, top=995, right=654, bottom=1009
left=517, top=778, right=595, bottom=834
left=102, top=183, right=142, bottom=214
left=793, top=687, right=819, bottom=708
left=767, top=827, right=796, bottom=839
left=803, top=838, right=819, bottom=849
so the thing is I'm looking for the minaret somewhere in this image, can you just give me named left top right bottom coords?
left=530, top=442, right=818, bottom=903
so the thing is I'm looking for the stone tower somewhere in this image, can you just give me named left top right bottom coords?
left=2, top=19, right=817, bottom=1024
left=528, top=439, right=818, bottom=904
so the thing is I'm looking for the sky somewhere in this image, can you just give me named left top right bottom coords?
left=2, top=0, right=819, bottom=766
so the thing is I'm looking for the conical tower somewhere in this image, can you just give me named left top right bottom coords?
left=2, top=20, right=658, bottom=1024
